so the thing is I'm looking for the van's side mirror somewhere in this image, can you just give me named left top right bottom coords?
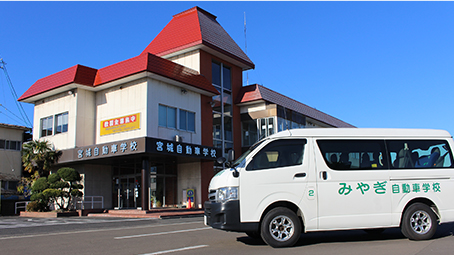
left=216, top=157, right=227, bottom=165
left=227, top=149, right=235, bottom=162
left=226, top=149, right=239, bottom=178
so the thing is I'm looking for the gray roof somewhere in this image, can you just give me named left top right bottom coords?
left=236, top=84, right=355, bottom=128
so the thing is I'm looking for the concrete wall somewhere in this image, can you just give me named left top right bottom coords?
left=177, top=161, right=202, bottom=208
left=76, top=164, right=112, bottom=209
left=0, top=127, right=25, bottom=179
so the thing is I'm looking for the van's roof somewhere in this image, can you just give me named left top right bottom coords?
left=268, top=128, right=452, bottom=139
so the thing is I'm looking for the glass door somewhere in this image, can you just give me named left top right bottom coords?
left=113, top=175, right=141, bottom=209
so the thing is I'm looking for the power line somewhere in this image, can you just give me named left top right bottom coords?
left=0, top=104, right=28, bottom=126
left=0, top=58, right=32, bottom=127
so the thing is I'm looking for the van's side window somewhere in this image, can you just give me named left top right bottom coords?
left=246, top=139, right=306, bottom=171
left=317, top=140, right=388, bottom=170
left=386, top=140, right=453, bottom=169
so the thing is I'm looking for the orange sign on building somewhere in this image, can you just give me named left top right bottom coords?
left=100, top=113, right=140, bottom=136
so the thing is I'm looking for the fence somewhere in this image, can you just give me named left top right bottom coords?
left=15, top=201, right=30, bottom=215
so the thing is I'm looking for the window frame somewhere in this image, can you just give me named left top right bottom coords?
left=179, top=109, right=196, bottom=133
left=55, top=112, right=69, bottom=134
left=158, top=104, right=177, bottom=129
left=40, top=115, right=53, bottom=137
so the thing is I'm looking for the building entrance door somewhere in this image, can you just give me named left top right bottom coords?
left=113, top=175, right=142, bottom=209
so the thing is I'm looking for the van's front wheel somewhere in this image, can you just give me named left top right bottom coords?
left=261, top=207, right=301, bottom=248
left=401, top=203, right=438, bottom=240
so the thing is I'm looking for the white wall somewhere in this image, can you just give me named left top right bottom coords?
left=168, top=50, right=200, bottom=72
left=147, top=78, right=202, bottom=145
left=96, top=79, right=148, bottom=144
left=75, top=89, right=96, bottom=147
left=33, top=91, right=77, bottom=149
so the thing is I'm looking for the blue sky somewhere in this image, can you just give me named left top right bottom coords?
left=1, top=1, right=454, bottom=135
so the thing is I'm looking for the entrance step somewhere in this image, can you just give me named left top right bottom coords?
left=87, top=208, right=204, bottom=219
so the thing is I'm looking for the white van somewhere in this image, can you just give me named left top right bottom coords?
left=204, top=128, right=454, bottom=247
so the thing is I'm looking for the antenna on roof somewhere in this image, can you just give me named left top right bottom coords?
left=244, top=12, right=249, bottom=86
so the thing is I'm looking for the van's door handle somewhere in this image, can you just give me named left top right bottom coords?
left=294, top=173, right=306, bottom=178
left=321, top=171, right=328, bottom=180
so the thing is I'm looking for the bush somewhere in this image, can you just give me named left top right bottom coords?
left=26, top=201, right=46, bottom=212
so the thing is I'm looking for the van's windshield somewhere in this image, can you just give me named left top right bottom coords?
left=232, top=140, right=264, bottom=168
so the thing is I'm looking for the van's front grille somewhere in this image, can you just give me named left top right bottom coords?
left=209, top=189, right=216, bottom=202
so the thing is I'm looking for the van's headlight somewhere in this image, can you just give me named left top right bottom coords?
left=216, top=187, right=238, bottom=203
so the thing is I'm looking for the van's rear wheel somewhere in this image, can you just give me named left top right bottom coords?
left=401, top=203, right=438, bottom=240
left=261, top=207, right=301, bottom=248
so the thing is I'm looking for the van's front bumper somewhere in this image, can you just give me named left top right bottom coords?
left=204, top=200, right=258, bottom=233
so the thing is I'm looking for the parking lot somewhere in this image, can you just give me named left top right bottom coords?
left=0, top=216, right=453, bottom=255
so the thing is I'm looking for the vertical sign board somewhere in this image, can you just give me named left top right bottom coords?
left=187, top=189, right=195, bottom=207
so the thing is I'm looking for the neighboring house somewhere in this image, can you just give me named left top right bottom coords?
left=18, top=6, right=354, bottom=210
left=0, top=123, right=31, bottom=194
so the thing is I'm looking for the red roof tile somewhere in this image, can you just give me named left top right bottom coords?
left=142, top=6, right=254, bottom=70
left=19, top=53, right=218, bottom=102
left=94, top=53, right=218, bottom=95
left=18, top=65, right=97, bottom=101
left=236, top=84, right=355, bottom=128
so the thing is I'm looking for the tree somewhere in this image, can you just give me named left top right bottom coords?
left=28, top=177, right=50, bottom=212
left=18, top=140, right=60, bottom=196
left=45, top=167, right=83, bottom=211
left=28, top=167, right=83, bottom=211
left=22, top=140, right=60, bottom=177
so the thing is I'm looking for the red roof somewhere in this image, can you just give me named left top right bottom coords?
left=142, top=6, right=254, bottom=70
left=19, top=53, right=218, bottom=102
left=18, top=65, right=97, bottom=101
left=236, top=84, right=355, bottom=128
left=95, top=53, right=218, bottom=94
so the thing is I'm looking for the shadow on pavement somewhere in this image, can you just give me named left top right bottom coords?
left=237, top=222, right=454, bottom=247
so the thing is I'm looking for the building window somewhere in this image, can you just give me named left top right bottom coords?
left=55, top=112, right=68, bottom=134
left=242, top=121, right=258, bottom=147
left=159, top=105, right=177, bottom=129
left=212, top=61, right=233, bottom=157
left=0, top=139, right=21, bottom=151
left=40, top=116, right=53, bottom=137
left=179, top=109, right=195, bottom=132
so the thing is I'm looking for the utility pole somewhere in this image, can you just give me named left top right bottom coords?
left=244, top=12, right=249, bottom=86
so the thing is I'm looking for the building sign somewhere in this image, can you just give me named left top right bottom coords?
left=58, top=137, right=220, bottom=164
left=147, top=137, right=221, bottom=160
left=73, top=138, right=145, bottom=161
left=100, top=113, right=140, bottom=136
